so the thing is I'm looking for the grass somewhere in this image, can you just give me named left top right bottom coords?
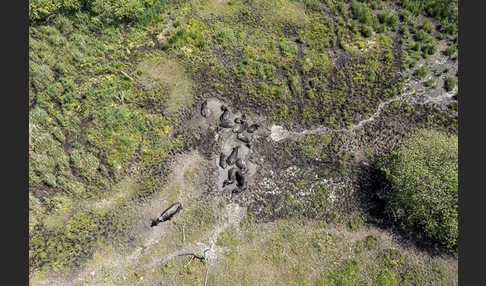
left=136, top=52, right=194, bottom=114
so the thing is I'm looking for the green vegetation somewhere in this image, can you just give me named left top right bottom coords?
left=445, top=76, right=457, bottom=92
left=414, top=65, right=429, bottom=79
left=29, top=1, right=188, bottom=273
left=365, top=235, right=379, bottom=250
left=29, top=0, right=168, bottom=23
left=29, top=0, right=458, bottom=282
left=377, top=269, right=399, bottom=286
left=380, top=129, right=458, bottom=248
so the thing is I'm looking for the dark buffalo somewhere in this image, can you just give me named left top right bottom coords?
left=237, top=133, right=251, bottom=144
left=201, top=100, right=209, bottom=117
left=220, top=109, right=230, bottom=122
left=223, top=167, right=237, bottom=187
left=235, top=158, right=246, bottom=171
left=219, top=153, right=227, bottom=169
left=226, top=146, right=239, bottom=165
left=222, top=179, right=233, bottom=187
left=228, top=167, right=237, bottom=181
left=151, top=202, right=182, bottom=227
left=232, top=184, right=247, bottom=194
left=232, top=122, right=247, bottom=133
left=219, top=121, right=233, bottom=128
left=235, top=170, right=246, bottom=187
left=234, top=113, right=247, bottom=124
left=247, top=123, right=259, bottom=133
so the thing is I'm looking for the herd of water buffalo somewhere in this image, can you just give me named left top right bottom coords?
left=201, top=100, right=259, bottom=194
left=152, top=100, right=259, bottom=226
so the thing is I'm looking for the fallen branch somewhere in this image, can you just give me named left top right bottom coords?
left=184, top=255, right=194, bottom=268
left=120, top=71, right=134, bottom=81
left=204, top=265, right=209, bottom=286
left=176, top=252, right=206, bottom=264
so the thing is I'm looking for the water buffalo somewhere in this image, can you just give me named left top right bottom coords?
left=234, top=113, right=247, bottom=124
left=151, top=202, right=182, bottom=227
left=235, top=158, right=246, bottom=171
left=232, top=122, right=247, bottom=133
left=226, top=146, right=239, bottom=165
left=232, top=184, right=247, bottom=194
left=237, top=133, right=252, bottom=144
left=219, top=121, right=234, bottom=128
left=219, top=153, right=227, bottom=169
left=247, top=123, right=259, bottom=133
left=222, top=179, right=233, bottom=187
left=201, top=100, right=209, bottom=118
left=220, top=109, right=230, bottom=122
left=235, top=170, right=246, bottom=187
left=228, top=167, right=237, bottom=181
left=223, top=167, right=237, bottom=187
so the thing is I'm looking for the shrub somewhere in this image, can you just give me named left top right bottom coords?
left=361, top=25, right=373, bottom=38
left=413, top=65, right=429, bottom=79
left=422, top=42, right=437, bottom=56
left=326, top=259, right=362, bottom=286
left=376, top=269, right=398, bottom=286
left=400, top=26, right=410, bottom=39
left=444, top=45, right=457, bottom=57
left=422, top=18, right=434, bottom=33
left=380, top=129, right=458, bottom=248
left=351, top=1, right=374, bottom=25
left=365, top=235, right=379, bottom=250
left=214, top=25, right=236, bottom=47
left=414, top=29, right=427, bottom=42
left=444, top=77, right=456, bottom=92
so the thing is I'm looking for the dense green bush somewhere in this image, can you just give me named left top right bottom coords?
left=380, top=129, right=458, bottom=249
left=351, top=1, right=375, bottom=25
left=399, top=0, right=457, bottom=22
left=361, top=25, right=373, bottom=38
left=29, top=0, right=84, bottom=22
left=29, top=0, right=160, bottom=23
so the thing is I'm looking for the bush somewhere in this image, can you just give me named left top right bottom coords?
left=365, top=235, right=379, bottom=250
left=380, top=129, right=458, bottom=248
left=29, top=0, right=83, bottom=22
left=361, top=25, right=373, bottom=38
left=414, top=29, right=427, bottom=42
left=444, top=45, right=456, bottom=57
left=413, top=65, right=429, bottom=79
left=376, top=269, right=398, bottom=286
left=422, top=19, right=434, bottom=33
left=444, top=77, right=456, bottom=92
left=30, top=0, right=160, bottom=24
left=351, top=1, right=374, bottom=25
left=422, top=42, right=437, bottom=56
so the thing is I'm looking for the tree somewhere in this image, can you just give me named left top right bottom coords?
left=380, top=129, right=458, bottom=249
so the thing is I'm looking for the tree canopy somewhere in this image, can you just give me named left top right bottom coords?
left=380, top=129, right=458, bottom=249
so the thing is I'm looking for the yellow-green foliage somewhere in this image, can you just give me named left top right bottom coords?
left=380, top=129, right=458, bottom=248
left=29, top=0, right=162, bottom=23
left=163, top=18, right=209, bottom=51
left=29, top=206, right=130, bottom=272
